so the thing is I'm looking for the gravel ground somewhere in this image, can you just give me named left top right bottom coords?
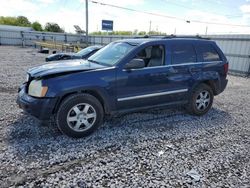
left=0, top=46, right=249, bottom=188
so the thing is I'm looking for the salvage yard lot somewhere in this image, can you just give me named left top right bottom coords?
left=0, top=46, right=249, bottom=187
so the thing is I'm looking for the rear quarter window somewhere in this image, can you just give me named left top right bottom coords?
left=171, top=43, right=197, bottom=64
left=197, top=43, right=221, bottom=62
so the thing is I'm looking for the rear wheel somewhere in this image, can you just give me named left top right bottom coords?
left=56, top=93, right=104, bottom=138
left=186, top=84, right=214, bottom=116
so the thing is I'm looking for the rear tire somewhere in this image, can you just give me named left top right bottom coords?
left=186, top=83, right=214, bottom=116
left=56, top=93, right=104, bottom=138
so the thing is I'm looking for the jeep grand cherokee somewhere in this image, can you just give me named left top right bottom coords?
left=17, top=36, right=228, bottom=138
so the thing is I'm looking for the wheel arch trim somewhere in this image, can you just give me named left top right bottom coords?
left=53, top=88, right=112, bottom=115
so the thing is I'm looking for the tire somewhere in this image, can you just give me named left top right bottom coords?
left=56, top=93, right=104, bottom=138
left=186, top=83, right=214, bottom=116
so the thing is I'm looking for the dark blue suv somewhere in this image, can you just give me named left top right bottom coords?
left=17, top=36, right=228, bottom=138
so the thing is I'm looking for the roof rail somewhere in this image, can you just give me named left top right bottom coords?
left=134, top=34, right=210, bottom=40
left=162, top=34, right=210, bottom=40
left=133, top=35, right=166, bottom=39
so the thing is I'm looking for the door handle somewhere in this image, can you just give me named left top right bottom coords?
left=169, top=67, right=178, bottom=73
left=189, top=67, right=202, bottom=73
left=151, top=72, right=168, bottom=77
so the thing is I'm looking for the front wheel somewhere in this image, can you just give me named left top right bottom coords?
left=186, top=84, right=214, bottom=116
left=56, top=93, right=104, bottom=138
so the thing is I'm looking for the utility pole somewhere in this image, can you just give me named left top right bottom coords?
left=85, top=0, right=89, bottom=46
left=149, top=20, right=152, bottom=33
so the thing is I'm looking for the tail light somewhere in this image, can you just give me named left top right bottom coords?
left=223, top=63, right=229, bottom=75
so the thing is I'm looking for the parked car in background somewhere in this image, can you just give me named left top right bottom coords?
left=17, top=36, right=228, bottom=138
left=45, top=45, right=102, bottom=62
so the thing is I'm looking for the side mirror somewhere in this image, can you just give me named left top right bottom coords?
left=124, top=58, right=145, bottom=70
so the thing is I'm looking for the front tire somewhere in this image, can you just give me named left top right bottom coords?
left=186, top=83, right=214, bottom=116
left=56, top=93, right=104, bottom=138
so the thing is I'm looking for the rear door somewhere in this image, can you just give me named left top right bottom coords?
left=195, top=42, right=224, bottom=75
left=168, top=40, right=200, bottom=93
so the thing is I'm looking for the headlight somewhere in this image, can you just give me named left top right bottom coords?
left=28, top=80, right=48, bottom=97
left=26, top=74, right=30, bottom=82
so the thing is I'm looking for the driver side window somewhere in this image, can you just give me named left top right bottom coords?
left=134, top=45, right=165, bottom=68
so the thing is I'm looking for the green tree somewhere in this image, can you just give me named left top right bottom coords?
left=90, top=31, right=103, bottom=35
left=32, top=21, right=43, bottom=31
left=111, top=31, right=132, bottom=35
left=16, top=16, right=31, bottom=26
left=89, top=30, right=167, bottom=36
left=148, top=31, right=167, bottom=35
left=138, top=31, right=147, bottom=35
left=0, top=16, right=32, bottom=27
left=0, top=16, right=18, bottom=26
left=45, top=22, right=64, bottom=33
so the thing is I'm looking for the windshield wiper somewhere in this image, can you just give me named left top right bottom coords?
left=87, top=59, right=101, bottom=65
left=87, top=59, right=112, bottom=67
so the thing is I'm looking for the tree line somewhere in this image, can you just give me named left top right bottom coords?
left=90, top=30, right=167, bottom=36
left=0, top=15, right=167, bottom=35
left=0, top=16, right=64, bottom=33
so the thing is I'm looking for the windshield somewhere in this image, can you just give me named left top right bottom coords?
left=88, top=42, right=136, bottom=66
left=76, top=47, right=97, bottom=56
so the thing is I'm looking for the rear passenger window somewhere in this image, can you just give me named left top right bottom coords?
left=172, top=44, right=196, bottom=64
left=198, top=44, right=221, bottom=62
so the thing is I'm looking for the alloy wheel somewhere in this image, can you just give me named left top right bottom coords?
left=195, top=90, right=211, bottom=111
left=67, top=103, right=97, bottom=132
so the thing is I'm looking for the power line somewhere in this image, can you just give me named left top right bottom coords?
left=160, top=0, right=239, bottom=19
left=205, top=0, right=239, bottom=10
left=90, top=0, right=185, bottom=21
left=90, top=0, right=250, bottom=28
left=169, top=0, right=247, bottom=19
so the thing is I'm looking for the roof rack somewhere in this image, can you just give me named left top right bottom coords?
left=134, top=34, right=210, bottom=40
left=162, top=34, right=210, bottom=40
left=133, top=35, right=166, bottom=39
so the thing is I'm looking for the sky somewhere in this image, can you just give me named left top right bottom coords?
left=1, top=0, right=250, bottom=34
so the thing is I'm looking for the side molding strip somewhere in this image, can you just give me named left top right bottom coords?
left=117, top=88, right=188, bottom=102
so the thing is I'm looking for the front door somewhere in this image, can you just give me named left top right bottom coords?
left=116, top=43, right=189, bottom=111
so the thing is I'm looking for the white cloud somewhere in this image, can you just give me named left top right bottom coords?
left=38, top=0, right=55, bottom=4
left=1, top=0, right=250, bottom=34
left=79, top=0, right=144, bottom=7
left=83, top=1, right=250, bottom=34
left=36, top=8, right=84, bottom=32
left=0, top=0, right=38, bottom=16
left=240, top=4, right=250, bottom=14
left=186, top=10, right=230, bottom=27
left=185, top=9, right=250, bottom=34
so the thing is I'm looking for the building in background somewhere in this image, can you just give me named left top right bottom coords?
left=0, top=25, right=34, bottom=32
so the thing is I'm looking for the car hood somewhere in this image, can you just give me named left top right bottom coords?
left=28, top=60, right=107, bottom=78
left=50, top=52, right=75, bottom=56
left=47, top=52, right=80, bottom=58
